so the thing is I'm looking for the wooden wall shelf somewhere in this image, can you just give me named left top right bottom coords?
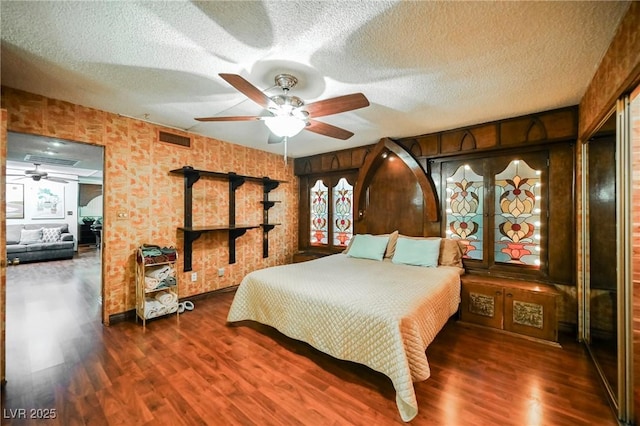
left=170, top=166, right=284, bottom=271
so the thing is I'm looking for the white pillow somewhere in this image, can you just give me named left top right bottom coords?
left=346, top=234, right=389, bottom=261
left=19, top=228, right=43, bottom=245
left=392, top=237, right=441, bottom=267
left=42, top=227, right=62, bottom=243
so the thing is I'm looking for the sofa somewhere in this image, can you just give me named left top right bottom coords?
left=6, top=223, right=75, bottom=263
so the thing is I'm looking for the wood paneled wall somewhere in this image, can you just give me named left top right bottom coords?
left=295, top=107, right=577, bottom=279
left=362, top=154, right=423, bottom=235
left=400, top=107, right=577, bottom=158
left=579, top=2, right=640, bottom=140
left=295, top=107, right=578, bottom=326
left=295, top=107, right=578, bottom=176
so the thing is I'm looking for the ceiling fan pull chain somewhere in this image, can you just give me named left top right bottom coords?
left=283, top=136, right=288, bottom=163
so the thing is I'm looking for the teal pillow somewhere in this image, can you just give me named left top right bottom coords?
left=392, top=237, right=441, bottom=267
left=346, top=234, right=389, bottom=261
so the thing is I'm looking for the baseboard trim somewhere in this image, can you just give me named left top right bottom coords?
left=107, top=285, right=240, bottom=325
left=457, top=320, right=562, bottom=348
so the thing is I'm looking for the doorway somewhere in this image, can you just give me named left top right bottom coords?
left=3, top=132, right=104, bottom=398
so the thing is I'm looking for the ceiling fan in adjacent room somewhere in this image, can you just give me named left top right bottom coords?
left=7, top=163, right=69, bottom=183
left=195, top=73, right=370, bottom=147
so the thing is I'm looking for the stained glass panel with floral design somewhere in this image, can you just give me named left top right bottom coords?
left=332, top=178, right=353, bottom=247
left=494, top=159, right=541, bottom=267
left=310, top=179, right=328, bottom=245
left=445, top=164, right=484, bottom=260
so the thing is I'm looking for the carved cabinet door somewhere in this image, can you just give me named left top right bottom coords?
left=504, top=288, right=558, bottom=342
left=460, top=281, right=504, bottom=329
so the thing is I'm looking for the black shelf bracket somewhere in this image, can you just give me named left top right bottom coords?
left=229, top=172, right=246, bottom=192
left=228, top=228, right=249, bottom=264
left=170, top=166, right=285, bottom=271
left=263, top=178, right=280, bottom=193
left=261, top=178, right=282, bottom=259
left=185, top=172, right=201, bottom=189
left=260, top=200, right=280, bottom=210
left=261, top=224, right=278, bottom=258
left=182, top=229, right=204, bottom=272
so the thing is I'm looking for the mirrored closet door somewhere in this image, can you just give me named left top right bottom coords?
left=582, top=85, right=637, bottom=424
left=585, top=112, right=618, bottom=405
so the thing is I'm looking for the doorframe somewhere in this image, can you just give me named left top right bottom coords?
left=0, top=127, right=107, bottom=385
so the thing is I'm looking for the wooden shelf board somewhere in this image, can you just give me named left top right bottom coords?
left=178, top=225, right=259, bottom=232
left=144, top=284, right=177, bottom=294
left=170, top=166, right=286, bottom=184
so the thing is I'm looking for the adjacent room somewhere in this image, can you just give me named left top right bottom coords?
left=0, top=1, right=639, bottom=425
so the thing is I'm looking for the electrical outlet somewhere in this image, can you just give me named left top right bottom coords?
left=191, top=272, right=197, bottom=282
left=217, top=268, right=225, bottom=277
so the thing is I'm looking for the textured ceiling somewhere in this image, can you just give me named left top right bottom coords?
left=0, top=1, right=631, bottom=159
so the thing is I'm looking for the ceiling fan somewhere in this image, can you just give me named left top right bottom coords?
left=195, top=73, right=370, bottom=144
left=7, top=163, right=69, bottom=183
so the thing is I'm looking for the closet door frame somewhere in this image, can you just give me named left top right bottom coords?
left=581, top=92, right=635, bottom=424
left=615, top=93, right=633, bottom=423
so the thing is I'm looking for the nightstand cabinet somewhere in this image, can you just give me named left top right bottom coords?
left=460, top=275, right=561, bottom=343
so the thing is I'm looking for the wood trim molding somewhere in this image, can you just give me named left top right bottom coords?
left=294, top=107, right=578, bottom=176
left=354, top=137, right=438, bottom=223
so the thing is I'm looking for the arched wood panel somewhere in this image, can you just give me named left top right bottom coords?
left=354, top=138, right=439, bottom=236
left=359, top=154, right=424, bottom=235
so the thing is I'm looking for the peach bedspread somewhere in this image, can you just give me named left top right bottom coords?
left=227, top=254, right=462, bottom=421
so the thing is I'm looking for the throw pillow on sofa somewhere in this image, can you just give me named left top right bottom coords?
left=19, top=228, right=43, bottom=245
left=42, top=227, right=62, bottom=243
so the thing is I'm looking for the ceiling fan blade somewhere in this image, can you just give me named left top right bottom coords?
left=195, top=115, right=262, bottom=122
left=304, top=93, right=369, bottom=118
left=305, top=119, right=354, bottom=140
left=219, top=73, right=273, bottom=109
left=44, top=177, right=69, bottom=184
left=267, top=133, right=285, bottom=144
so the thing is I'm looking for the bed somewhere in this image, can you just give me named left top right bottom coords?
left=226, top=235, right=463, bottom=422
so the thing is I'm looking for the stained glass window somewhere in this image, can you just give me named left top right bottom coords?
left=332, top=178, right=353, bottom=247
left=494, top=159, right=541, bottom=267
left=445, top=164, right=484, bottom=260
left=310, top=179, right=328, bottom=245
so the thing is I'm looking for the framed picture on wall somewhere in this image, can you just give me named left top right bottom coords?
left=33, top=184, right=65, bottom=219
left=6, top=183, right=24, bottom=219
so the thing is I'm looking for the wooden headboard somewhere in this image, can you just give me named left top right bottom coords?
left=353, top=138, right=440, bottom=237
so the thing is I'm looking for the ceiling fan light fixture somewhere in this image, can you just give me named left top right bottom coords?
left=196, top=73, right=369, bottom=142
left=263, top=115, right=306, bottom=138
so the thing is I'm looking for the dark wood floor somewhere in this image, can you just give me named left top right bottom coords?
left=2, top=249, right=617, bottom=425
